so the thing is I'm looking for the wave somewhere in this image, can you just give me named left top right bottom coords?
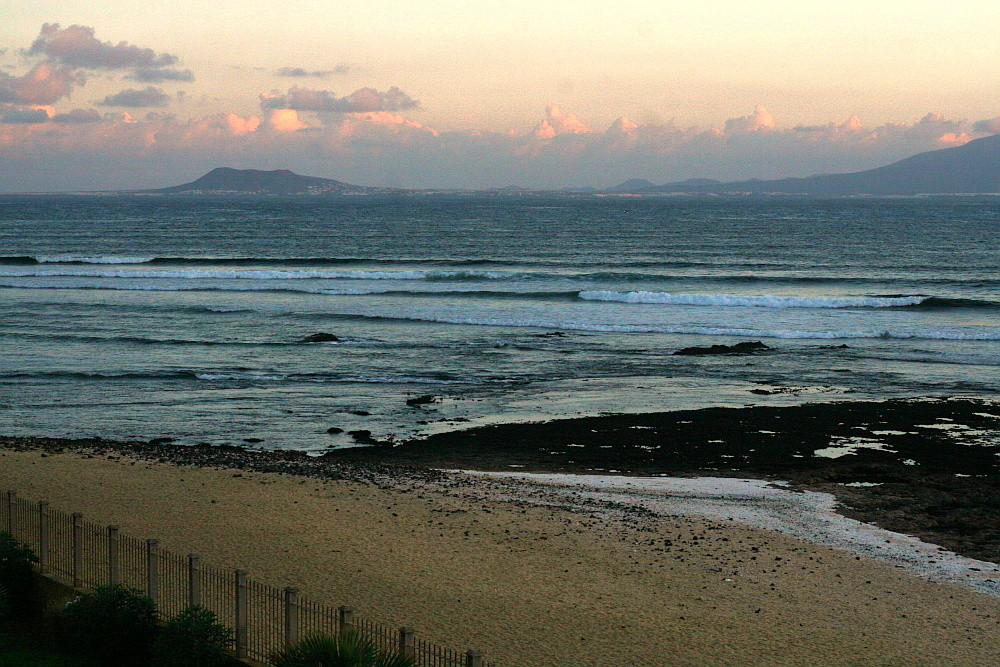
left=287, top=312, right=1000, bottom=341
left=4, top=264, right=997, bottom=289
left=578, top=291, right=930, bottom=309
left=906, top=296, right=1000, bottom=311
left=0, top=266, right=516, bottom=281
left=9, top=278, right=998, bottom=314
left=0, top=255, right=157, bottom=265
left=4, top=370, right=470, bottom=384
left=0, top=254, right=795, bottom=270
left=0, top=280, right=585, bottom=302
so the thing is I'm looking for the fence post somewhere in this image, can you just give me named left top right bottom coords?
left=71, top=512, right=83, bottom=587
left=107, top=525, right=120, bottom=585
left=37, top=501, right=49, bottom=573
left=187, top=554, right=201, bottom=606
left=398, top=626, right=416, bottom=659
left=283, top=587, right=299, bottom=648
left=338, top=605, right=354, bottom=635
left=4, top=491, right=13, bottom=535
left=145, top=539, right=159, bottom=604
left=234, top=569, right=248, bottom=659
left=465, top=649, right=483, bottom=667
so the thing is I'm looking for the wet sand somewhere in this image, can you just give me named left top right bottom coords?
left=3, top=442, right=1000, bottom=666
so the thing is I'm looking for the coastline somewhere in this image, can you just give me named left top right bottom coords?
left=335, top=397, right=1000, bottom=563
left=3, top=397, right=999, bottom=564
left=3, top=444, right=1000, bottom=665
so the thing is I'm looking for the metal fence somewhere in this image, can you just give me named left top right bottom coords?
left=2, top=490, right=493, bottom=667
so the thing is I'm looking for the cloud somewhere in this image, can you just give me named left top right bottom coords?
left=129, top=67, right=195, bottom=83
left=1, top=103, right=997, bottom=192
left=27, top=23, right=178, bottom=70
left=276, top=66, right=349, bottom=78
left=532, top=105, right=593, bottom=138
left=52, top=108, right=103, bottom=124
left=0, top=106, right=50, bottom=124
left=267, top=109, right=308, bottom=132
left=864, top=112, right=966, bottom=146
left=260, top=86, right=419, bottom=113
left=724, top=105, right=776, bottom=133
left=972, top=117, right=1000, bottom=134
left=795, top=116, right=863, bottom=134
left=98, top=86, right=171, bottom=107
left=0, top=62, right=81, bottom=105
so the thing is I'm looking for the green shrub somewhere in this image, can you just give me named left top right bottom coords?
left=0, top=630, right=98, bottom=666
left=0, top=532, right=38, bottom=613
left=269, top=631, right=415, bottom=667
left=62, top=585, right=158, bottom=666
left=151, top=605, right=234, bottom=667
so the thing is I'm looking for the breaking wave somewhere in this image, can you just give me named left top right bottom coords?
left=578, top=291, right=930, bottom=309
left=283, top=312, right=1000, bottom=340
left=3, top=264, right=998, bottom=288
left=4, top=370, right=470, bottom=384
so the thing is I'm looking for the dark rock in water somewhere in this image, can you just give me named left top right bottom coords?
left=299, top=333, right=341, bottom=343
left=674, top=341, right=770, bottom=356
left=326, top=427, right=344, bottom=434
left=406, top=395, right=440, bottom=407
left=533, top=331, right=568, bottom=338
left=243, top=438, right=264, bottom=443
left=350, top=410, right=371, bottom=416
left=348, top=430, right=377, bottom=444
left=148, top=437, right=174, bottom=445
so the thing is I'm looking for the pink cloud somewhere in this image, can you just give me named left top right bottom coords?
left=28, top=23, right=178, bottom=70
left=936, top=132, right=970, bottom=145
left=260, top=86, right=419, bottom=113
left=532, top=105, right=593, bottom=138
left=1, top=101, right=997, bottom=191
left=268, top=109, right=307, bottom=132
left=725, top=105, right=776, bottom=133
left=0, top=62, right=81, bottom=105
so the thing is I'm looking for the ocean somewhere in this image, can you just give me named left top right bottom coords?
left=1, top=194, right=998, bottom=451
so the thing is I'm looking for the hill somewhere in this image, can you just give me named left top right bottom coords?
left=616, top=133, right=1000, bottom=195
left=150, top=168, right=390, bottom=195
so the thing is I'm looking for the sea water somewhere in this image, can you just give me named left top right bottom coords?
left=1, top=195, right=997, bottom=450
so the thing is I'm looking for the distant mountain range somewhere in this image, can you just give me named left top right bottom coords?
left=613, top=133, right=1000, bottom=195
left=148, top=168, right=392, bottom=196
left=138, top=133, right=1000, bottom=197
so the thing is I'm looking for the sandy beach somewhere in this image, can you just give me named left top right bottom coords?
left=3, top=442, right=1000, bottom=666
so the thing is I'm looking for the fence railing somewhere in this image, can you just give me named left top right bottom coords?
left=2, top=490, right=493, bottom=666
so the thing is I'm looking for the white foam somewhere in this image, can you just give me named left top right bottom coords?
left=579, top=291, right=928, bottom=309
left=367, top=315, right=1000, bottom=341
left=195, top=373, right=284, bottom=381
left=0, top=267, right=508, bottom=281
left=33, top=255, right=155, bottom=264
left=0, top=279, right=378, bottom=296
left=457, top=471, right=1000, bottom=597
left=814, top=436, right=892, bottom=458
left=194, top=372, right=461, bottom=385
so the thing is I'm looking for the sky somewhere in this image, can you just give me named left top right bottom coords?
left=2, top=1, right=1000, bottom=191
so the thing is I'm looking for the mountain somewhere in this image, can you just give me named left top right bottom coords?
left=615, top=133, right=1000, bottom=195
left=150, top=168, right=391, bottom=195
left=606, top=178, right=657, bottom=193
